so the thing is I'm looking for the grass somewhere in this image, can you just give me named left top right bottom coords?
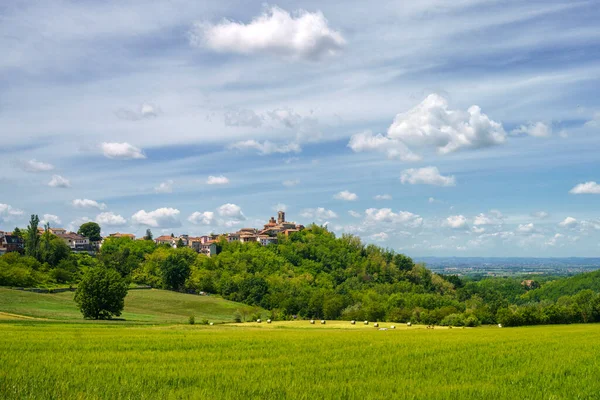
left=1, top=322, right=600, bottom=399
left=0, top=287, right=260, bottom=323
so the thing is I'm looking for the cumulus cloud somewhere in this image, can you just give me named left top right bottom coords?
left=188, top=211, right=216, bottom=225
left=95, top=212, right=127, bottom=226
left=570, top=181, right=600, bottom=194
left=546, top=233, right=564, bottom=247
left=115, top=103, right=160, bottom=120
left=217, top=203, right=246, bottom=221
left=334, top=190, right=358, bottom=201
left=374, top=194, right=392, bottom=200
left=101, top=142, right=146, bottom=159
left=388, top=94, right=506, bottom=154
left=283, top=179, right=300, bottom=187
left=400, top=166, right=456, bottom=187
left=348, top=131, right=421, bottom=162
left=72, top=199, right=106, bottom=210
left=229, top=140, right=301, bottom=155
left=301, top=207, right=338, bottom=222
left=131, top=208, right=181, bottom=228
left=364, top=208, right=423, bottom=228
left=348, top=210, right=362, bottom=218
left=558, top=217, right=578, bottom=228
left=516, top=223, right=536, bottom=233
left=224, top=109, right=263, bottom=128
left=349, top=94, right=506, bottom=160
left=48, top=175, right=71, bottom=188
left=0, top=204, right=24, bottom=222
left=444, top=215, right=468, bottom=229
left=511, top=122, right=552, bottom=138
left=41, top=214, right=61, bottom=226
left=154, top=180, right=174, bottom=193
left=191, top=6, right=345, bottom=61
left=473, top=211, right=503, bottom=226
left=532, top=211, right=549, bottom=219
left=20, top=159, right=54, bottom=173
left=206, top=175, right=230, bottom=185
left=370, top=232, right=389, bottom=242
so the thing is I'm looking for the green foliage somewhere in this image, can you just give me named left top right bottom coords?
left=74, top=268, right=128, bottom=319
left=77, top=222, right=102, bottom=242
left=159, top=248, right=196, bottom=290
left=188, top=315, right=195, bottom=325
left=25, top=214, right=40, bottom=259
left=144, top=229, right=153, bottom=241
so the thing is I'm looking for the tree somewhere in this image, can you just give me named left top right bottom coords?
left=144, top=229, right=153, bottom=241
left=160, top=250, right=194, bottom=290
left=39, top=226, right=71, bottom=267
left=12, top=227, right=23, bottom=239
left=176, top=238, right=185, bottom=248
left=75, top=267, right=128, bottom=319
left=25, top=215, right=40, bottom=259
left=78, top=222, right=102, bottom=242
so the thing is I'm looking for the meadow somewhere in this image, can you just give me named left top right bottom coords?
left=1, top=321, right=600, bottom=399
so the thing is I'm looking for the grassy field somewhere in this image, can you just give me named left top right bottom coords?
left=1, top=321, right=600, bottom=399
left=0, top=287, right=260, bottom=323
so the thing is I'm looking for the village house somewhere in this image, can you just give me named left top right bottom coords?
left=56, top=232, right=90, bottom=251
left=0, top=234, right=24, bottom=254
left=109, top=233, right=136, bottom=239
left=154, top=235, right=176, bottom=246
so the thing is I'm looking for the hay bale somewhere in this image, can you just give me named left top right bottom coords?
left=267, top=319, right=272, bottom=324
left=364, top=321, right=369, bottom=325
left=390, top=325, right=396, bottom=329
left=320, top=320, right=326, bottom=324
left=374, top=323, right=379, bottom=328
left=498, top=324, right=502, bottom=328
left=351, top=320, right=356, bottom=325
left=407, top=322, right=412, bottom=327
left=256, top=319, right=261, bottom=323
left=310, top=320, right=315, bottom=324
left=209, top=322, right=214, bottom=326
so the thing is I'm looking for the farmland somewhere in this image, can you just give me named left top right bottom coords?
left=1, top=321, right=600, bottom=399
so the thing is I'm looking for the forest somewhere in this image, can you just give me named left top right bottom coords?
left=2, top=220, right=600, bottom=327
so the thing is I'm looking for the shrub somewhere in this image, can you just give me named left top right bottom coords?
left=188, top=315, right=195, bottom=325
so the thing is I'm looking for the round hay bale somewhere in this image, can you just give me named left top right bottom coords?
left=209, top=322, right=214, bottom=326
left=364, top=321, right=369, bottom=325
left=267, top=319, right=272, bottom=324
left=374, top=323, right=379, bottom=328
left=407, top=322, right=412, bottom=327
left=320, top=320, right=326, bottom=324
left=310, top=320, right=315, bottom=324
left=390, top=325, right=396, bottom=329
left=498, top=324, right=502, bottom=328
left=256, top=319, right=261, bottom=323
left=351, top=320, right=356, bottom=325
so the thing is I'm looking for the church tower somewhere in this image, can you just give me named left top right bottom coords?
left=277, top=211, right=285, bottom=224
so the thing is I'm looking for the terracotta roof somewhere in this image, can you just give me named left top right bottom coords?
left=57, top=232, right=87, bottom=240
left=155, top=235, right=174, bottom=241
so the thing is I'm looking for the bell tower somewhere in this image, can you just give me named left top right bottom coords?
left=277, top=211, right=285, bottom=224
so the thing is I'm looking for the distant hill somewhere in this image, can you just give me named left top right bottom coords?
left=0, top=288, right=263, bottom=323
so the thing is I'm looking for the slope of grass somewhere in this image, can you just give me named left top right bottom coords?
left=0, top=288, right=260, bottom=323
left=1, top=322, right=599, bottom=399
left=523, top=269, right=600, bottom=302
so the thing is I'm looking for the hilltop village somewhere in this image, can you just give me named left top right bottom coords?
left=0, top=211, right=303, bottom=257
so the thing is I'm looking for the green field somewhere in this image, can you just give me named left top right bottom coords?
left=1, top=322, right=600, bottom=399
left=0, top=288, right=260, bottom=323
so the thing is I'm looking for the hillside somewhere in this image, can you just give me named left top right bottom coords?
left=0, top=288, right=262, bottom=323
left=522, top=270, right=600, bottom=302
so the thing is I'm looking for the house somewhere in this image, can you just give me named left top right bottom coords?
left=0, top=235, right=24, bottom=254
left=199, top=241, right=217, bottom=257
left=49, top=227, right=67, bottom=235
left=56, top=232, right=90, bottom=250
left=258, top=235, right=278, bottom=246
left=258, top=211, right=304, bottom=237
left=155, top=235, right=175, bottom=246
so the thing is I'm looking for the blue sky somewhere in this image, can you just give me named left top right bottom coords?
left=1, top=0, right=600, bottom=256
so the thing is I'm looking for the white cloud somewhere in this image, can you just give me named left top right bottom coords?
left=48, top=175, right=71, bottom=188
left=301, top=207, right=338, bottom=222
left=570, top=181, right=600, bottom=194
left=283, top=179, right=300, bottom=187
left=131, top=208, right=181, bottom=228
left=400, top=166, right=456, bottom=187
left=511, top=122, right=551, bottom=138
left=224, top=109, right=263, bottom=128
left=370, top=232, right=389, bottom=242
left=192, top=6, right=345, bottom=61
left=558, top=217, right=578, bottom=228
left=20, top=159, right=54, bottom=173
left=444, top=215, right=468, bottom=229
left=388, top=94, right=506, bottom=154
left=532, top=211, right=549, bottom=219
left=428, top=197, right=438, bottom=204
left=348, top=210, right=362, bottom=218
left=364, top=208, right=423, bottom=228
left=517, top=223, right=536, bottom=233
left=154, top=180, right=174, bottom=193
left=546, top=233, right=564, bottom=247
left=115, top=103, right=160, bottom=120
left=0, top=204, right=24, bottom=222
left=374, top=194, right=392, bottom=200
left=188, top=211, right=216, bottom=225
left=41, top=214, right=61, bottom=226
left=101, top=142, right=146, bottom=159
left=229, top=140, right=301, bottom=155
left=334, top=190, right=358, bottom=201
left=348, top=131, right=421, bottom=162
left=473, top=211, right=503, bottom=226
left=95, top=212, right=127, bottom=226
left=206, top=175, right=230, bottom=185
left=72, top=199, right=106, bottom=210
left=272, top=203, right=288, bottom=212
left=217, top=203, right=246, bottom=220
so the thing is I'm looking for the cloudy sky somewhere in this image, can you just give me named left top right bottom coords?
left=2, top=0, right=600, bottom=256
